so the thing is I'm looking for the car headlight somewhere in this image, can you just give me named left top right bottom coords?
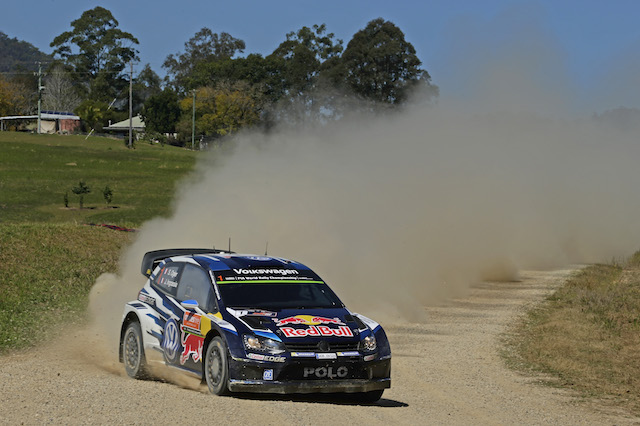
left=243, top=334, right=286, bottom=354
left=361, top=334, right=377, bottom=352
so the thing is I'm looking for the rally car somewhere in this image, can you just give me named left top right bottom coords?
left=119, top=249, right=391, bottom=401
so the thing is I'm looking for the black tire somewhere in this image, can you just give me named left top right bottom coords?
left=354, top=389, right=384, bottom=403
left=122, top=321, right=148, bottom=379
left=204, top=336, right=230, bottom=395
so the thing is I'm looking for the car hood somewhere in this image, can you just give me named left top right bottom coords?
left=226, top=307, right=365, bottom=342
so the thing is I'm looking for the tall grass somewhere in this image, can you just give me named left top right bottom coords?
left=504, top=259, right=640, bottom=414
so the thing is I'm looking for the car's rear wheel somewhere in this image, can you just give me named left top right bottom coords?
left=354, top=389, right=384, bottom=403
left=123, top=321, right=148, bottom=379
left=204, top=336, right=230, bottom=395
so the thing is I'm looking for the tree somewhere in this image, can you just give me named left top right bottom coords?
left=42, top=66, right=81, bottom=112
left=176, top=82, right=262, bottom=141
left=132, top=64, right=162, bottom=112
left=339, top=18, right=437, bottom=105
left=71, top=180, right=91, bottom=208
left=268, top=24, right=345, bottom=122
left=50, top=7, right=139, bottom=101
left=0, top=75, right=30, bottom=116
left=191, top=53, right=286, bottom=114
left=141, top=89, right=181, bottom=134
left=102, top=185, right=113, bottom=206
left=270, top=24, right=343, bottom=98
left=74, top=99, right=124, bottom=132
left=163, top=28, right=245, bottom=94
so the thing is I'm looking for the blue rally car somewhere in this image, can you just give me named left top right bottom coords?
left=119, top=249, right=391, bottom=401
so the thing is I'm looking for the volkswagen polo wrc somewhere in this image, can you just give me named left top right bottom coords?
left=119, top=249, right=391, bottom=401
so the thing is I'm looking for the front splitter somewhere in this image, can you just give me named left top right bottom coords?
left=227, top=378, right=390, bottom=394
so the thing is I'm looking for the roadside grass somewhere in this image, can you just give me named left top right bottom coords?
left=0, top=132, right=197, bottom=225
left=0, top=223, right=131, bottom=353
left=503, top=256, right=640, bottom=414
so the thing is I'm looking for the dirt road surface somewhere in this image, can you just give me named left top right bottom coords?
left=2, top=268, right=639, bottom=425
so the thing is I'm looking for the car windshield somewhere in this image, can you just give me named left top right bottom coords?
left=218, top=282, right=343, bottom=310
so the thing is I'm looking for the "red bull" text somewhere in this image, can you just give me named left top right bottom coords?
left=280, top=325, right=354, bottom=338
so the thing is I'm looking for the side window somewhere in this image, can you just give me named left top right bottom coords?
left=153, top=262, right=182, bottom=297
left=176, top=264, right=216, bottom=312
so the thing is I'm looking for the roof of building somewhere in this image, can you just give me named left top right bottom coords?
left=104, top=115, right=145, bottom=131
left=0, top=112, right=80, bottom=121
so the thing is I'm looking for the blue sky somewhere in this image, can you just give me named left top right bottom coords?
left=2, top=1, right=640, bottom=110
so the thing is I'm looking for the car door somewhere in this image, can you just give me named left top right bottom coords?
left=172, top=263, right=217, bottom=373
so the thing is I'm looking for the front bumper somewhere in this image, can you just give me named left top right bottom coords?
left=227, top=356, right=391, bottom=394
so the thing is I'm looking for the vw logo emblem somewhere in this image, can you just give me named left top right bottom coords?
left=162, top=319, right=180, bottom=363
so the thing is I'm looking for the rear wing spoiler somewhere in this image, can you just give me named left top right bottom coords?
left=141, top=248, right=235, bottom=277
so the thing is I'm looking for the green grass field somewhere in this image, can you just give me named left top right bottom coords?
left=0, top=132, right=197, bottom=352
left=0, top=132, right=197, bottom=225
left=0, top=223, right=131, bottom=351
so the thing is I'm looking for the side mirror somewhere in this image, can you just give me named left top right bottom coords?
left=181, top=299, right=199, bottom=310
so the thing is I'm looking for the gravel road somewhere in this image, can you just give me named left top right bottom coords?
left=1, top=268, right=638, bottom=425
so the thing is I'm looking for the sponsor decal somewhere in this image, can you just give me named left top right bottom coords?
left=263, top=369, right=274, bottom=381
left=247, top=353, right=265, bottom=361
left=180, top=331, right=203, bottom=365
left=245, top=310, right=277, bottom=317
left=233, top=268, right=299, bottom=276
left=364, top=354, right=376, bottom=362
left=275, top=315, right=344, bottom=327
left=245, top=256, right=272, bottom=261
left=247, top=353, right=286, bottom=363
left=178, top=312, right=211, bottom=365
left=182, top=311, right=201, bottom=331
left=337, top=351, right=360, bottom=357
left=316, top=353, right=337, bottom=360
left=303, top=366, right=349, bottom=379
left=137, top=292, right=155, bottom=305
left=280, top=325, right=353, bottom=338
left=291, top=352, right=316, bottom=358
left=161, top=319, right=180, bottom=363
left=230, top=309, right=277, bottom=318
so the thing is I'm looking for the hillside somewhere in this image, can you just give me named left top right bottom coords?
left=0, top=31, right=52, bottom=73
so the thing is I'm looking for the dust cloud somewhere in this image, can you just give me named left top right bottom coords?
left=89, top=9, right=640, bottom=357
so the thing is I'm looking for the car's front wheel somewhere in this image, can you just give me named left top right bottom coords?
left=204, top=336, right=230, bottom=395
left=122, top=321, right=148, bottom=379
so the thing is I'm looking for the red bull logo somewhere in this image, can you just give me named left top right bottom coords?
left=180, top=331, right=204, bottom=365
left=280, top=325, right=354, bottom=338
left=275, top=315, right=344, bottom=327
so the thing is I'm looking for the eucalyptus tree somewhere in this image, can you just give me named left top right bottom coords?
left=339, top=18, right=437, bottom=105
left=50, top=6, right=139, bottom=101
left=163, top=28, right=245, bottom=95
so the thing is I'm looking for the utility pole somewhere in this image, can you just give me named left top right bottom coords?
left=128, top=61, right=133, bottom=149
left=191, top=89, right=196, bottom=150
left=36, top=62, right=44, bottom=134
